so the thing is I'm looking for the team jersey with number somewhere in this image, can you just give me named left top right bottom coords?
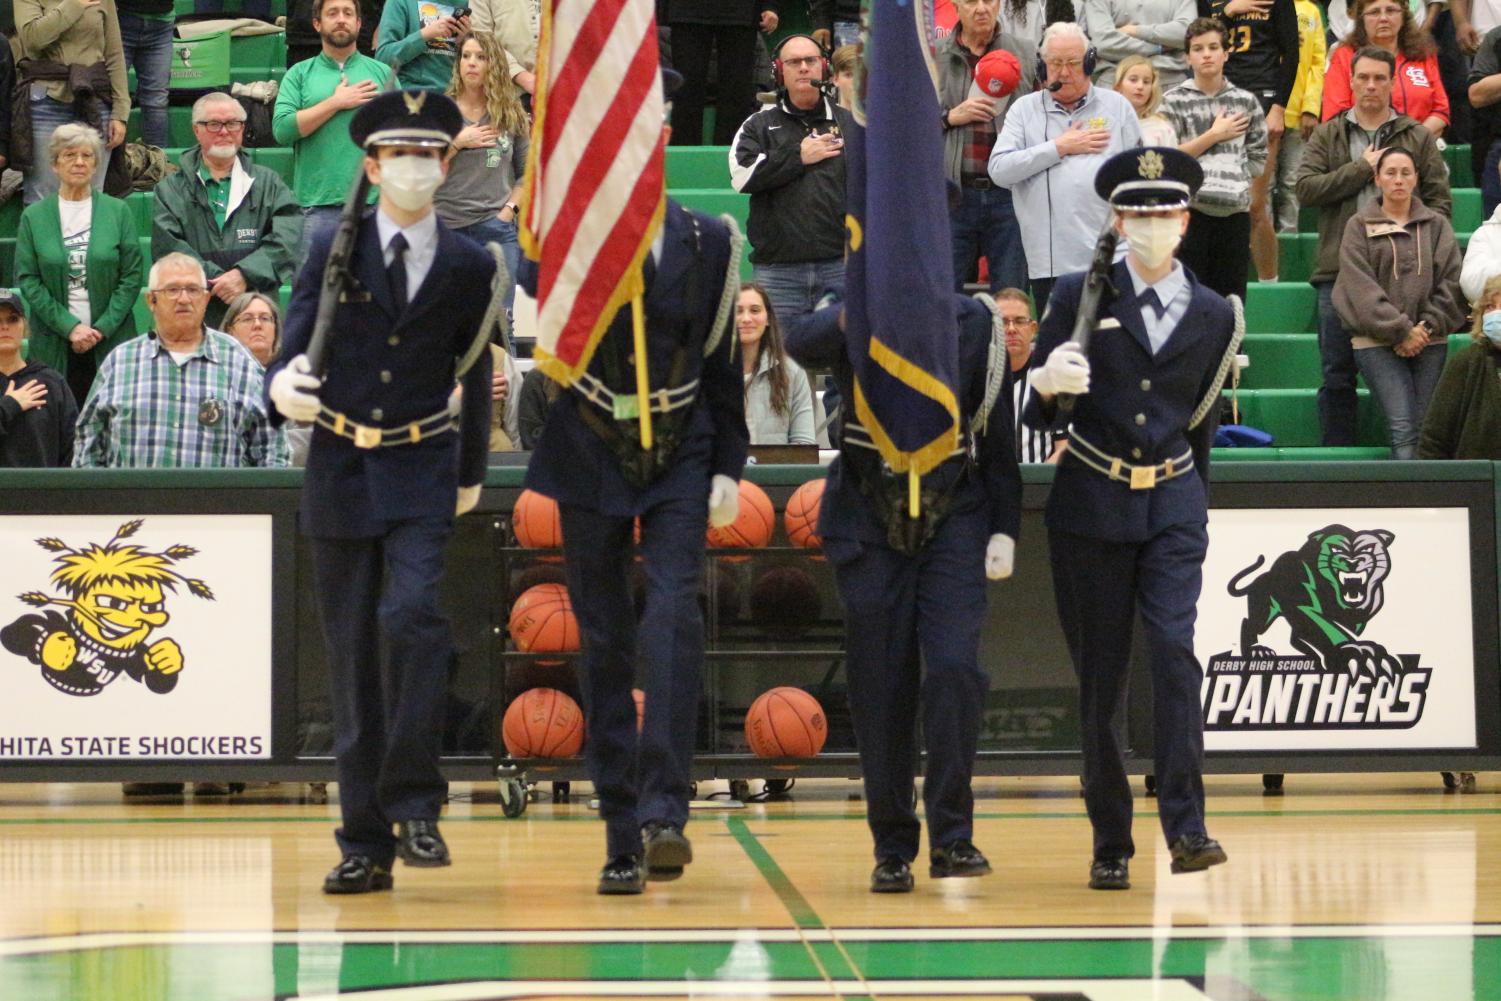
left=1199, top=0, right=1300, bottom=107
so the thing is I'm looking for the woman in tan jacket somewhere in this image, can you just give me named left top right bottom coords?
left=1333, top=147, right=1466, bottom=458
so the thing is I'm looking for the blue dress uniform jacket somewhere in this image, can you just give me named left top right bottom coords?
left=521, top=200, right=749, bottom=514
left=1025, top=260, right=1233, bottom=542
left=267, top=214, right=495, bottom=538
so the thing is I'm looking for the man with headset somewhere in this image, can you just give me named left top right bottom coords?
left=729, top=33, right=856, bottom=325
left=988, top=20, right=1142, bottom=312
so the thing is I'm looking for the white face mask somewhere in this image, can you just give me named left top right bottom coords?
left=1121, top=214, right=1182, bottom=269
left=378, top=155, right=443, bottom=211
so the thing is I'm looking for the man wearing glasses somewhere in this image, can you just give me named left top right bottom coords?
left=151, top=92, right=302, bottom=331
left=74, top=252, right=289, bottom=469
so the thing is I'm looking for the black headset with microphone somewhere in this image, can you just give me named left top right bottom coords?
left=772, top=33, right=832, bottom=91
left=1036, top=44, right=1098, bottom=90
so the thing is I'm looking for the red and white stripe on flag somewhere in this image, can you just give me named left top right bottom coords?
left=519, top=0, right=666, bottom=386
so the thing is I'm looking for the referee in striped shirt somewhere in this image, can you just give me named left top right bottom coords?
left=995, top=288, right=1066, bottom=464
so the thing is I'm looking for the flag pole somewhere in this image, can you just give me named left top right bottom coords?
left=632, top=293, right=654, bottom=448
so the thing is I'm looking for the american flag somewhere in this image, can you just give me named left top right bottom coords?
left=518, top=0, right=666, bottom=385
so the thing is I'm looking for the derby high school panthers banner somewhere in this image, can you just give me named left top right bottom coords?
left=0, top=515, right=273, bottom=760
left=1196, top=508, right=1476, bottom=751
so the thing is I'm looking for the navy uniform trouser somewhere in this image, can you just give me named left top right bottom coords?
left=825, top=504, right=990, bottom=863
left=559, top=494, right=707, bottom=860
left=1048, top=521, right=1210, bottom=861
left=310, top=516, right=454, bottom=865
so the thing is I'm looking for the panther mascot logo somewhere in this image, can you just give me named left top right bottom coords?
left=0, top=520, right=214, bottom=697
left=1227, top=524, right=1400, bottom=679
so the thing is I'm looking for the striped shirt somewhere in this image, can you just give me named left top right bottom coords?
left=74, top=329, right=289, bottom=469
left=1011, top=371, right=1061, bottom=463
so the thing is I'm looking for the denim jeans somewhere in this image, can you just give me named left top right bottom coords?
left=300, top=204, right=345, bottom=265
left=453, top=216, right=520, bottom=313
left=117, top=12, right=174, bottom=148
left=753, top=258, right=846, bottom=328
left=24, top=92, right=111, bottom=203
left=1354, top=343, right=1447, bottom=459
left=950, top=184, right=1027, bottom=293
left=1314, top=281, right=1358, bottom=446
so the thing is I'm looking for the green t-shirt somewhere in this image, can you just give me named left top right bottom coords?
left=271, top=51, right=393, bottom=208
left=198, top=165, right=231, bottom=230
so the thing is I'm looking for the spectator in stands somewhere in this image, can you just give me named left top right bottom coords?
left=471, top=0, right=537, bottom=95
left=486, top=343, right=521, bottom=452
left=994, top=286, right=1064, bottom=462
left=810, top=0, right=862, bottom=50
left=223, top=290, right=281, bottom=368
left=737, top=282, right=815, bottom=445
left=1114, top=54, right=1178, bottom=145
left=1323, top=0, right=1449, bottom=136
left=0, top=289, right=76, bottom=467
left=996, top=0, right=1049, bottom=46
left=1083, top=0, right=1193, bottom=90
left=152, top=92, right=301, bottom=331
left=1462, top=197, right=1501, bottom=303
left=1468, top=25, right=1501, bottom=219
left=273, top=0, right=393, bottom=252
left=730, top=33, right=855, bottom=325
left=832, top=43, right=858, bottom=108
left=1419, top=273, right=1501, bottom=459
left=1334, top=147, right=1466, bottom=459
left=15, top=0, right=130, bottom=204
left=0, top=33, right=14, bottom=173
left=989, top=20, right=1142, bottom=311
left=665, top=2, right=780, bottom=147
left=940, top=0, right=1036, bottom=293
left=376, top=0, right=470, bottom=91
left=435, top=32, right=528, bottom=311
left=1161, top=17, right=1268, bottom=303
left=16, top=123, right=141, bottom=407
left=516, top=365, right=559, bottom=450
left=1295, top=46, right=1449, bottom=446
left=115, top=0, right=172, bottom=148
left=74, top=252, right=289, bottom=468
left=1270, top=0, right=1325, bottom=233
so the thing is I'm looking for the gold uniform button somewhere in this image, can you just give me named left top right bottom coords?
left=1132, top=448, right=1143, bottom=459
left=1140, top=379, right=1152, bottom=391
left=388, top=336, right=400, bottom=347
left=371, top=408, right=384, bottom=421
left=380, top=371, right=393, bottom=383
left=1134, top=413, right=1146, bottom=426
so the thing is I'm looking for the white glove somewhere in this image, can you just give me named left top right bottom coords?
left=707, top=474, right=740, bottom=529
left=455, top=484, right=481, bottom=516
left=269, top=353, right=322, bottom=422
left=985, top=533, right=1015, bottom=581
left=1028, top=342, right=1090, bottom=397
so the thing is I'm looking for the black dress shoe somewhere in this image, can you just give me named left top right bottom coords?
left=323, top=854, right=394, bottom=894
left=870, top=857, right=914, bottom=893
left=642, top=820, right=692, bottom=881
left=597, top=854, right=645, bottom=895
left=1169, top=833, right=1228, bottom=873
left=1088, top=857, right=1130, bottom=890
left=397, top=819, right=451, bottom=867
left=929, top=839, right=992, bottom=878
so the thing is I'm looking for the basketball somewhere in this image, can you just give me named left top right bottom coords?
left=706, top=480, right=775, bottom=553
left=509, top=583, right=579, bottom=654
left=744, top=687, right=827, bottom=759
left=513, top=489, right=563, bottom=549
left=502, top=687, right=585, bottom=758
left=750, top=565, right=821, bottom=639
left=632, top=687, right=646, bottom=732
left=783, top=478, right=825, bottom=549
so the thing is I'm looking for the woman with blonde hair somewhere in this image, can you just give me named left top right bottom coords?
left=435, top=30, right=530, bottom=307
left=1113, top=55, right=1177, bottom=147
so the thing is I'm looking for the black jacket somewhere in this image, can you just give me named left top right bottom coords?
left=808, top=0, right=861, bottom=32
left=0, top=41, right=12, bottom=167
left=660, top=1, right=778, bottom=26
left=0, top=360, right=76, bottom=468
left=730, top=94, right=854, bottom=265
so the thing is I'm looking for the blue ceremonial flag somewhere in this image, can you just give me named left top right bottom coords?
left=844, top=0, right=960, bottom=483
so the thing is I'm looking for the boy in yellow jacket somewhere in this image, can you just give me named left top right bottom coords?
left=1274, top=0, right=1326, bottom=233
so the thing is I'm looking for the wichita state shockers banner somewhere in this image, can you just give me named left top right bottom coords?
left=1196, top=508, right=1477, bottom=751
left=0, top=515, right=273, bottom=760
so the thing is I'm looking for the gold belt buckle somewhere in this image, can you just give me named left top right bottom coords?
left=1130, top=463, right=1157, bottom=490
left=352, top=423, right=382, bottom=449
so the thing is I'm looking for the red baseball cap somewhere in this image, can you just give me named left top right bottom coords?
left=974, top=50, right=1022, bottom=99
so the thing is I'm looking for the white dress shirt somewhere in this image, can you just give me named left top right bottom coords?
left=376, top=207, right=439, bottom=303
left=1125, top=257, right=1189, bottom=355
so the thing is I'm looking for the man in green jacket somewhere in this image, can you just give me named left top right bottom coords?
left=153, top=92, right=302, bottom=331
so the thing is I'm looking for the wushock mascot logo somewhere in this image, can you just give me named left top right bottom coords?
left=0, top=520, right=214, bottom=698
left=1203, top=525, right=1431, bottom=730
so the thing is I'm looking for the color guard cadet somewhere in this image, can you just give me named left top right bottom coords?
left=266, top=90, right=495, bottom=894
left=1024, top=147, right=1240, bottom=891
left=785, top=294, right=1023, bottom=893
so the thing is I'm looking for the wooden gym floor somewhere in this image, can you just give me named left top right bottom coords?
left=0, top=773, right=1498, bottom=1000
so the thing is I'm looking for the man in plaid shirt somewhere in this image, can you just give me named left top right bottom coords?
left=74, top=253, right=288, bottom=468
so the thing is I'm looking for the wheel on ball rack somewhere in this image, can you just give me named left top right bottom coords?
left=729, top=778, right=751, bottom=802
left=500, top=778, right=528, bottom=817
left=552, top=781, right=571, bottom=803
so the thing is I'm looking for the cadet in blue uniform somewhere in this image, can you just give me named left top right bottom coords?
left=1025, top=147, right=1239, bottom=891
left=785, top=294, right=1022, bottom=893
left=520, top=71, right=749, bottom=896
left=266, top=90, right=495, bottom=895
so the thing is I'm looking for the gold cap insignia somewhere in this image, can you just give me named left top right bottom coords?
left=402, top=91, right=427, bottom=116
left=1138, top=149, right=1165, bottom=179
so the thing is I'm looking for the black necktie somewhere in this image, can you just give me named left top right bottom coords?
left=387, top=232, right=409, bottom=314
left=1141, top=287, right=1165, bottom=320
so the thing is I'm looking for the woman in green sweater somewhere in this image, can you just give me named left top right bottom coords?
left=1419, top=273, right=1501, bottom=460
left=15, top=123, right=142, bottom=406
